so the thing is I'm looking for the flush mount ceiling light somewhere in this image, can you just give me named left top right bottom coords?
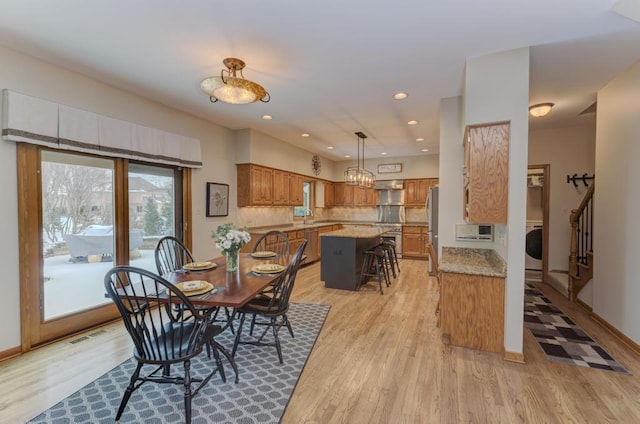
left=393, top=92, right=408, bottom=100
left=407, top=120, right=418, bottom=125
left=529, top=103, right=554, bottom=117
left=262, top=115, right=273, bottom=120
left=344, top=131, right=375, bottom=188
left=201, top=58, right=270, bottom=104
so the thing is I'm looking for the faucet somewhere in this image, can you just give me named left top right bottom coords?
left=303, top=208, right=313, bottom=225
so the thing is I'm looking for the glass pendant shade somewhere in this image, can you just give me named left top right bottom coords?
left=201, top=58, right=270, bottom=105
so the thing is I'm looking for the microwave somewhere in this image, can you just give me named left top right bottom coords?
left=455, top=223, right=493, bottom=242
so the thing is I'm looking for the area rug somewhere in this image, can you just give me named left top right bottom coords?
left=29, top=303, right=330, bottom=424
left=524, top=284, right=629, bottom=374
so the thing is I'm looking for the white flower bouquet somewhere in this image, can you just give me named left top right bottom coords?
left=212, top=222, right=251, bottom=257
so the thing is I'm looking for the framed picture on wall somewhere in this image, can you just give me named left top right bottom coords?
left=206, top=182, right=229, bottom=217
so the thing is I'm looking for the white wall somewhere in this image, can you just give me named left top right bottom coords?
left=462, top=47, right=530, bottom=355
left=594, top=59, right=640, bottom=344
left=528, top=124, right=596, bottom=273
left=0, top=45, right=238, bottom=352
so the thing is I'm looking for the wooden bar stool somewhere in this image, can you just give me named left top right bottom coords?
left=359, top=247, right=390, bottom=294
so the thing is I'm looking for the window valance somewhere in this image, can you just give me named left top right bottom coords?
left=1, top=89, right=202, bottom=168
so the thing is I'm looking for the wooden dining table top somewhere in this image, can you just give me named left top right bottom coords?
left=163, top=253, right=288, bottom=308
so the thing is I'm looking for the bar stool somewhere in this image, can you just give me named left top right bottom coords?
left=380, top=240, right=400, bottom=279
left=360, top=247, right=390, bottom=294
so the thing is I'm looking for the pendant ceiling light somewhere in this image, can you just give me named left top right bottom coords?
left=344, top=131, right=376, bottom=188
left=200, top=58, right=270, bottom=105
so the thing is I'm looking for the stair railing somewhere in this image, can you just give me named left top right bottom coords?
left=568, top=183, right=594, bottom=301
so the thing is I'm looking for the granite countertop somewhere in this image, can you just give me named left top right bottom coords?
left=439, top=247, right=506, bottom=277
left=248, top=221, right=374, bottom=234
left=320, top=227, right=389, bottom=238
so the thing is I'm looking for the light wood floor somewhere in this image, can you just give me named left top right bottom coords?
left=1, top=259, right=639, bottom=423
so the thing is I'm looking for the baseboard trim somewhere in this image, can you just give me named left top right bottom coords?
left=504, top=350, right=525, bottom=364
left=576, top=298, right=593, bottom=313
left=591, top=312, right=640, bottom=356
left=0, top=345, right=22, bottom=362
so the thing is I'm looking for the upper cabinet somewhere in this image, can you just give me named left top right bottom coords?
left=289, top=173, right=304, bottom=206
left=324, top=182, right=334, bottom=207
left=333, top=182, right=354, bottom=206
left=273, top=169, right=290, bottom=205
left=237, top=164, right=273, bottom=206
left=405, top=178, right=438, bottom=207
left=463, top=122, right=509, bottom=223
left=237, top=164, right=305, bottom=207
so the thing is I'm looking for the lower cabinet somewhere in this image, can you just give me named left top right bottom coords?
left=402, top=225, right=428, bottom=259
left=440, top=272, right=505, bottom=353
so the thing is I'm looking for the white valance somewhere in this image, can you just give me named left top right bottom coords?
left=1, top=89, right=202, bottom=168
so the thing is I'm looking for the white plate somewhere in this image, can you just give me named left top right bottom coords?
left=252, top=263, right=285, bottom=274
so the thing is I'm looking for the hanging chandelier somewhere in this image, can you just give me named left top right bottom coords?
left=200, top=58, right=270, bottom=105
left=344, top=131, right=376, bottom=188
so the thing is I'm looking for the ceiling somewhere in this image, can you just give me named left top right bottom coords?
left=1, top=0, right=639, bottom=161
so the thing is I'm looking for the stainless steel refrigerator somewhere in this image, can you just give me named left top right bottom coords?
left=426, top=186, right=439, bottom=272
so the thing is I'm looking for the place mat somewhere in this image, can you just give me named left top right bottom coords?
left=250, top=251, right=277, bottom=258
left=524, top=284, right=630, bottom=374
left=251, top=263, right=285, bottom=274
left=183, top=261, right=216, bottom=271
left=28, top=303, right=331, bottom=424
left=168, top=280, right=215, bottom=297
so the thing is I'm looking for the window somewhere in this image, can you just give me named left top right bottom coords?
left=294, top=181, right=313, bottom=217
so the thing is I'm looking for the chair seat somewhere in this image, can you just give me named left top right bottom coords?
left=238, top=295, right=287, bottom=315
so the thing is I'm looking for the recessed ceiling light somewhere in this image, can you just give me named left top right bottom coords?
left=345, top=155, right=351, bottom=158
left=416, top=137, right=424, bottom=142
left=407, top=120, right=418, bottom=125
left=327, top=146, right=334, bottom=150
left=381, top=152, right=388, bottom=155
left=393, top=92, right=408, bottom=100
left=421, top=148, right=429, bottom=152
left=301, top=133, right=310, bottom=137
left=262, top=115, right=272, bottom=120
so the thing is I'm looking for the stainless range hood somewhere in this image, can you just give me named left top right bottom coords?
left=374, top=179, right=404, bottom=190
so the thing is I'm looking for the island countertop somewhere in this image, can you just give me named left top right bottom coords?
left=439, top=246, right=506, bottom=277
left=320, top=227, right=389, bottom=238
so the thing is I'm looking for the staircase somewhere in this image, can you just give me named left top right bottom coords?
left=568, top=183, right=594, bottom=302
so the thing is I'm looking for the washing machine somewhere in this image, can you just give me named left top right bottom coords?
left=525, top=220, right=543, bottom=270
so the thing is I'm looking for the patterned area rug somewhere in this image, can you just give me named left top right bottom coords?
left=524, top=284, right=629, bottom=374
left=29, top=303, right=330, bottom=424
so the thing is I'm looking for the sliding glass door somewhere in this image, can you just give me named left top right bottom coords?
left=18, top=145, right=187, bottom=348
left=41, top=151, right=115, bottom=320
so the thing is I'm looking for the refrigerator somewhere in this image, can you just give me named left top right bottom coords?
left=426, top=186, right=439, bottom=272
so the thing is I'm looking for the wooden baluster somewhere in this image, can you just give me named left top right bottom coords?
left=569, top=208, right=579, bottom=301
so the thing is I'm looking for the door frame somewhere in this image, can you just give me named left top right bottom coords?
left=528, top=164, right=550, bottom=283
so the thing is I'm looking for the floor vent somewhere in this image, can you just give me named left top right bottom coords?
left=69, top=336, right=89, bottom=344
left=88, top=329, right=106, bottom=338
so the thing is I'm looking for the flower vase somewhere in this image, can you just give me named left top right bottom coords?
left=226, top=251, right=239, bottom=272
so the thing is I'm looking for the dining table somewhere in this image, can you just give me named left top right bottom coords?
left=162, top=253, right=289, bottom=309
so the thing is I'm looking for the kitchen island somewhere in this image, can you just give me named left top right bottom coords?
left=320, top=227, right=388, bottom=291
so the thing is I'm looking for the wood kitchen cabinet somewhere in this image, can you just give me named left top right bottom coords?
left=273, top=169, right=290, bottom=205
left=353, top=187, right=373, bottom=206
left=324, top=182, right=334, bottom=207
left=333, top=183, right=354, bottom=206
left=237, top=164, right=273, bottom=206
left=463, top=123, right=509, bottom=223
left=440, top=271, right=505, bottom=353
left=289, top=173, right=304, bottom=206
left=405, top=178, right=438, bottom=207
left=287, top=229, right=306, bottom=255
left=402, top=225, right=428, bottom=259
